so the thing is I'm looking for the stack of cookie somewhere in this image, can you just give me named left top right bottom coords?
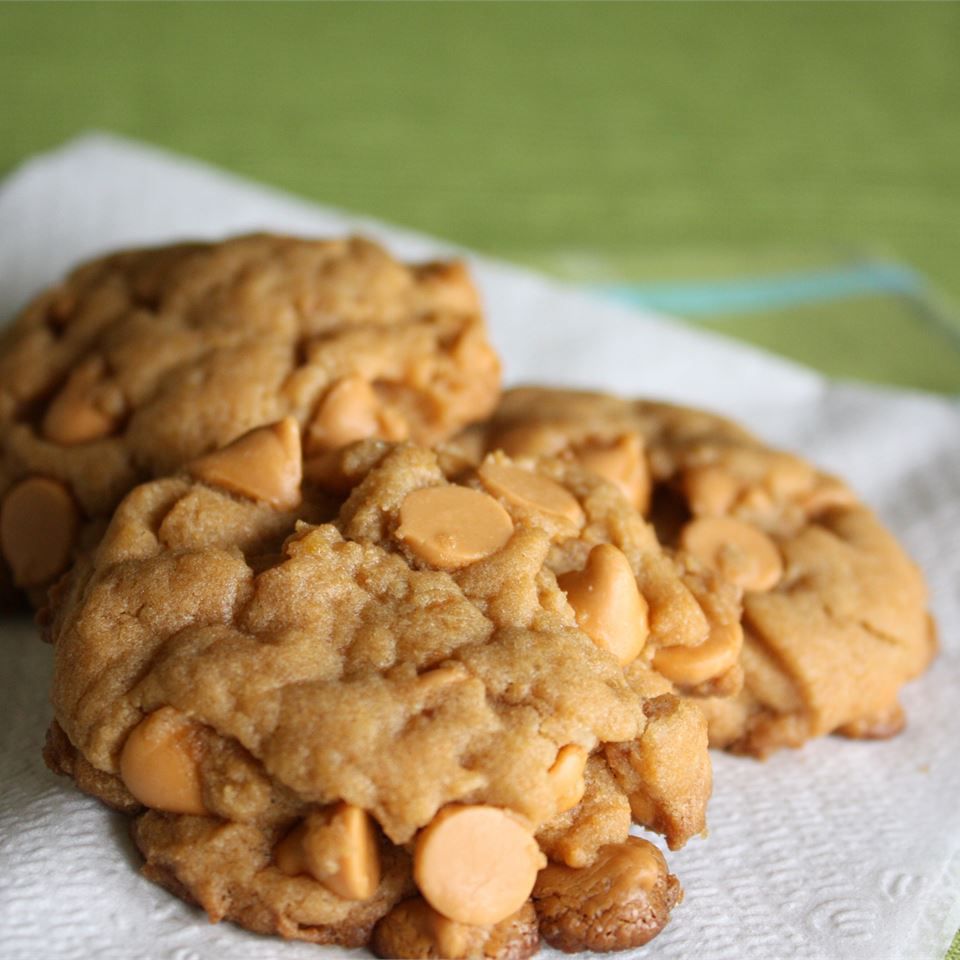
left=0, top=236, right=935, bottom=958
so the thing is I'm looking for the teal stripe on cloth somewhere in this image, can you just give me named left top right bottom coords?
left=595, top=261, right=926, bottom=317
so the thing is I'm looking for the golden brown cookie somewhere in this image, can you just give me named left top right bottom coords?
left=532, top=837, right=682, bottom=953
left=0, top=234, right=501, bottom=603
left=370, top=899, right=540, bottom=960
left=45, top=422, right=700, bottom=955
left=462, top=386, right=935, bottom=757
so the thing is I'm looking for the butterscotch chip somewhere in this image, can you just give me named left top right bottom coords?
left=371, top=897, right=540, bottom=960
left=274, top=803, right=381, bottom=900
left=535, top=755, right=632, bottom=870
left=557, top=544, right=648, bottom=666
left=396, top=486, right=514, bottom=569
left=274, top=821, right=312, bottom=875
left=44, top=399, right=115, bottom=447
left=414, top=805, right=545, bottom=926
left=465, top=386, right=934, bottom=757
left=654, top=621, right=744, bottom=689
left=547, top=745, right=588, bottom=815
left=42, top=356, right=121, bottom=445
left=682, top=464, right=739, bottom=517
left=0, top=476, right=79, bottom=588
left=133, top=811, right=414, bottom=948
left=799, top=477, right=859, bottom=517
left=576, top=434, right=650, bottom=513
left=477, top=460, right=584, bottom=527
left=0, top=233, right=501, bottom=601
left=494, top=424, right=569, bottom=460
left=308, top=375, right=408, bottom=451
left=189, top=418, right=303, bottom=510
left=119, top=708, right=207, bottom=815
left=325, top=805, right=382, bottom=901
left=533, top=837, right=681, bottom=953
left=679, top=516, right=783, bottom=592
left=49, top=439, right=699, bottom=953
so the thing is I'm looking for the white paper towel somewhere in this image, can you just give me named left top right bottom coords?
left=0, top=134, right=958, bottom=960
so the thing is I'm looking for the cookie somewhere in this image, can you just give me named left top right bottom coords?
left=370, top=899, right=540, bottom=960
left=0, top=234, right=501, bottom=603
left=44, top=421, right=704, bottom=955
left=461, top=386, right=935, bottom=757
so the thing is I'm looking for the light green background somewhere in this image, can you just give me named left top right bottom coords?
left=2, top=1, right=959, bottom=393
left=0, top=5, right=958, bottom=953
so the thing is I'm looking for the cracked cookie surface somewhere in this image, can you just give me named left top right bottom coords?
left=460, top=386, right=934, bottom=757
left=45, top=422, right=702, bottom=954
left=0, top=234, right=501, bottom=601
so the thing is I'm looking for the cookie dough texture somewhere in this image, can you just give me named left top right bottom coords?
left=0, top=234, right=501, bottom=600
left=461, top=386, right=935, bottom=757
left=371, top=898, right=540, bottom=960
left=45, top=425, right=700, bottom=954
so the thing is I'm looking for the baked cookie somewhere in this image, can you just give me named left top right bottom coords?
left=460, top=387, right=935, bottom=757
left=0, top=234, right=501, bottom=603
left=44, top=420, right=707, bottom=956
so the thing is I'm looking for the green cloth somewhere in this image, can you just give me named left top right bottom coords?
left=949, top=929, right=960, bottom=960
left=2, top=2, right=959, bottom=393
left=0, top=3, right=957, bottom=953
left=526, top=250, right=960, bottom=393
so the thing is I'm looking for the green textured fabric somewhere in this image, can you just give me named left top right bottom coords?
left=944, top=930, right=960, bottom=960
left=0, top=5, right=958, bottom=954
left=2, top=2, right=959, bottom=392
left=702, top=295, right=960, bottom=393
left=523, top=250, right=960, bottom=393
left=948, top=929, right=960, bottom=960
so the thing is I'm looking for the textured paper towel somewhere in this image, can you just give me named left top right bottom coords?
left=0, top=135, right=958, bottom=960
